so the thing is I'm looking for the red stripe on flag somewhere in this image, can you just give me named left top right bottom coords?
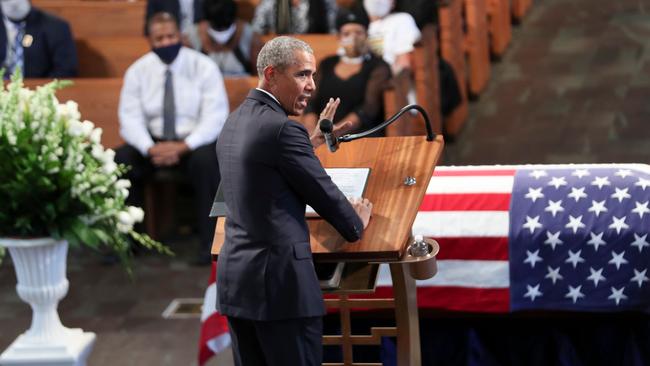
left=419, top=193, right=511, bottom=211
left=198, top=312, right=229, bottom=365
left=435, top=237, right=509, bottom=260
left=372, top=286, right=510, bottom=313
left=433, top=169, right=516, bottom=177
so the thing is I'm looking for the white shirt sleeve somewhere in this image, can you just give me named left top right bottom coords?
left=118, top=65, right=155, bottom=156
left=183, top=61, right=229, bottom=150
left=387, top=13, right=421, bottom=57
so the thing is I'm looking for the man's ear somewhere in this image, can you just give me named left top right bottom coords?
left=263, top=65, right=275, bottom=84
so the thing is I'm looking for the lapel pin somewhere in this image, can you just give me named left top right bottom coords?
left=22, top=34, right=33, bottom=48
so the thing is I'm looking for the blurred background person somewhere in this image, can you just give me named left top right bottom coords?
left=0, top=0, right=78, bottom=78
left=303, top=6, right=390, bottom=136
left=252, top=0, right=337, bottom=34
left=199, top=0, right=263, bottom=76
left=116, top=12, right=228, bottom=265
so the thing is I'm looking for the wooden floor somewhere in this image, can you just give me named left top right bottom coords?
left=2, top=0, right=650, bottom=364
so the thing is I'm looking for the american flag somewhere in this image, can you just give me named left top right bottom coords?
left=198, top=263, right=230, bottom=365
left=373, top=164, right=650, bottom=312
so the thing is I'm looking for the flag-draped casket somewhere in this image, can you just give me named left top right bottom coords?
left=199, top=164, right=650, bottom=363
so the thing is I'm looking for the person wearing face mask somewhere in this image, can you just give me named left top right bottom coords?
left=303, top=6, right=390, bottom=136
left=145, top=0, right=203, bottom=50
left=363, top=0, right=420, bottom=75
left=198, top=0, right=263, bottom=76
left=0, top=0, right=77, bottom=79
left=115, top=12, right=229, bottom=266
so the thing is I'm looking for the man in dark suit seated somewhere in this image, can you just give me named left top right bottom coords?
left=216, top=36, right=373, bottom=365
left=0, top=0, right=78, bottom=78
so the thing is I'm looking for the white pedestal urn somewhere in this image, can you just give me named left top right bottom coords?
left=0, top=238, right=96, bottom=366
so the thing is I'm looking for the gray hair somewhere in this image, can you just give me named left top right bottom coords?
left=256, top=36, right=313, bottom=78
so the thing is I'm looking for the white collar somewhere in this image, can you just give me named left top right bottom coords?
left=255, top=88, right=281, bottom=107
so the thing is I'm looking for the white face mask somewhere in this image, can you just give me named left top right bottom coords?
left=363, top=0, right=392, bottom=18
left=207, top=23, right=236, bottom=45
left=1, top=0, right=31, bottom=21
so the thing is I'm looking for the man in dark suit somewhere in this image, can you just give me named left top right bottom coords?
left=0, top=0, right=78, bottom=78
left=216, top=36, right=373, bottom=365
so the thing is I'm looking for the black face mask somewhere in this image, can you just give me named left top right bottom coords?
left=152, top=43, right=182, bottom=64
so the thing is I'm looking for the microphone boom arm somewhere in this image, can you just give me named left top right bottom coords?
left=337, top=104, right=436, bottom=143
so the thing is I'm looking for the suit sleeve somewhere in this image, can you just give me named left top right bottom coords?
left=276, top=120, right=364, bottom=242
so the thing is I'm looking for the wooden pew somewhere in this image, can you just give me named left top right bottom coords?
left=76, top=37, right=150, bottom=78
left=463, top=0, right=491, bottom=95
left=32, top=0, right=145, bottom=37
left=486, top=0, right=512, bottom=57
left=439, top=0, right=469, bottom=137
left=512, top=0, right=533, bottom=21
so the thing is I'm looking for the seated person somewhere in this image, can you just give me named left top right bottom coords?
left=199, top=0, right=263, bottom=76
left=252, top=0, right=337, bottom=34
left=303, top=6, right=390, bottom=135
left=116, top=12, right=229, bottom=265
left=0, top=0, right=77, bottom=78
left=363, top=0, right=420, bottom=75
left=145, top=0, right=203, bottom=49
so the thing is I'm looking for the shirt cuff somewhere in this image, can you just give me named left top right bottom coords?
left=136, top=139, right=155, bottom=156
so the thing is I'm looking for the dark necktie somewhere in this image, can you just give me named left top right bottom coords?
left=162, top=69, right=176, bottom=140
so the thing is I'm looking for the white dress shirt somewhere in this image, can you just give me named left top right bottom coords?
left=367, top=12, right=421, bottom=66
left=119, top=47, right=229, bottom=155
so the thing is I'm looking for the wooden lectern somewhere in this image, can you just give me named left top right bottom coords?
left=212, top=135, right=444, bottom=366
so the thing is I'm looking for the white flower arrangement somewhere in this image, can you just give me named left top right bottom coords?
left=0, top=74, right=171, bottom=270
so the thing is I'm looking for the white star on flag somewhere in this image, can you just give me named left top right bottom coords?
left=635, top=177, right=650, bottom=190
left=591, top=176, right=611, bottom=189
left=548, top=176, right=568, bottom=189
left=631, top=201, right=649, bottom=219
left=608, top=216, right=629, bottom=234
left=587, top=232, right=607, bottom=251
left=614, top=169, right=633, bottom=178
left=608, top=251, right=628, bottom=270
left=588, top=200, right=608, bottom=217
left=544, top=231, right=563, bottom=250
left=587, top=267, right=606, bottom=287
left=523, top=215, right=543, bottom=233
left=572, top=169, right=590, bottom=178
left=630, top=233, right=649, bottom=253
left=525, top=187, right=544, bottom=202
left=608, top=287, right=627, bottom=305
left=567, top=187, right=587, bottom=202
left=544, top=200, right=564, bottom=217
left=529, top=170, right=548, bottom=179
left=524, top=284, right=543, bottom=301
left=610, top=187, right=631, bottom=203
left=565, top=250, right=585, bottom=268
left=545, top=266, right=563, bottom=284
left=630, top=269, right=649, bottom=288
left=565, top=285, right=585, bottom=304
left=565, top=215, right=585, bottom=234
left=524, top=249, right=543, bottom=268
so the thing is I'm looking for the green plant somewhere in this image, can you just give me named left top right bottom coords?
left=0, top=73, right=171, bottom=271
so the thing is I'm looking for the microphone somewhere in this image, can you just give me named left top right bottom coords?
left=319, top=119, right=339, bottom=152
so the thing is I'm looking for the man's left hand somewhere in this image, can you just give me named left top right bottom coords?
left=309, top=97, right=353, bottom=148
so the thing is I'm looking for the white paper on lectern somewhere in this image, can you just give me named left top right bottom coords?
left=306, top=168, right=371, bottom=217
